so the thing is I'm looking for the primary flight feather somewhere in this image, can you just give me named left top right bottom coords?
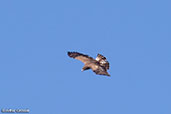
left=67, top=52, right=110, bottom=76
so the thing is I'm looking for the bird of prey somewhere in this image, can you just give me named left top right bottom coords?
left=67, top=52, right=110, bottom=76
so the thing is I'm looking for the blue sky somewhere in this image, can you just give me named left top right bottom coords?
left=0, top=0, right=170, bottom=114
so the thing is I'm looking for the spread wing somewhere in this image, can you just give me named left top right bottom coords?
left=83, top=62, right=110, bottom=76
left=67, top=52, right=96, bottom=64
left=96, top=54, right=110, bottom=70
left=93, top=66, right=110, bottom=76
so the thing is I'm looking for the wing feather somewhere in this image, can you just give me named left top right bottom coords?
left=96, top=54, right=110, bottom=70
left=93, top=66, right=110, bottom=76
left=68, top=52, right=96, bottom=64
left=88, top=63, right=110, bottom=76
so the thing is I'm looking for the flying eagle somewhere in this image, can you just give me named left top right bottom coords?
left=67, top=52, right=110, bottom=76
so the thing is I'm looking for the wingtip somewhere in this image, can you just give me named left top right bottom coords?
left=67, top=52, right=72, bottom=58
left=106, top=73, right=111, bottom=76
left=67, top=51, right=80, bottom=58
left=106, top=74, right=110, bottom=76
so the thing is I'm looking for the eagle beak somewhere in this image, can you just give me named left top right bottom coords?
left=81, top=69, right=84, bottom=72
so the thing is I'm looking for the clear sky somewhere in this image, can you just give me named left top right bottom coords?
left=0, top=0, right=170, bottom=114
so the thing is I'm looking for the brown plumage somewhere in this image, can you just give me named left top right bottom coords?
left=67, top=52, right=110, bottom=76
